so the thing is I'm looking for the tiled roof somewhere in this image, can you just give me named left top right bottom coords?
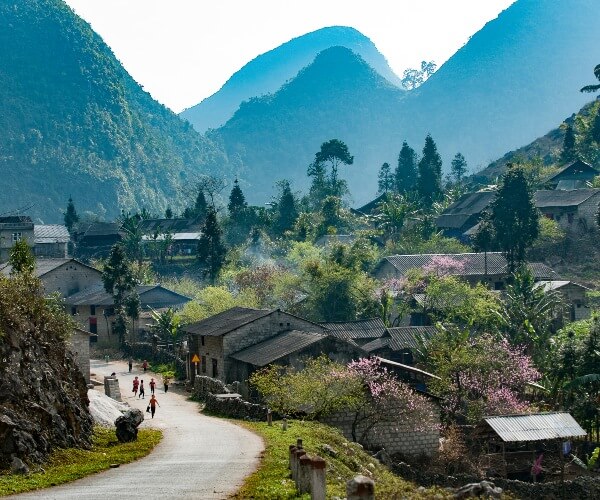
left=183, top=307, right=273, bottom=336
left=483, top=413, right=586, bottom=442
left=436, top=192, right=495, bottom=229
left=139, top=218, right=202, bottom=234
left=534, top=189, right=600, bottom=208
left=228, top=330, right=328, bottom=367
left=533, top=280, right=590, bottom=293
left=1, top=258, right=100, bottom=278
left=547, top=159, right=597, bottom=183
left=380, top=253, right=557, bottom=280
left=387, top=326, right=437, bottom=351
left=361, top=337, right=390, bottom=353
left=65, top=284, right=190, bottom=307
left=79, top=222, right=122, bottom=237
left=34, top=224, right=70, bottom=243
left=141, top=232, right=201, bottom=241
left=354, top=193, right=388, bottom=215
left=0, top=216, right=33, bottom=224
left=321, top=318, right=386, bottom=340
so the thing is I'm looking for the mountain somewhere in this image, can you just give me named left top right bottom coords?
left=180, top=26, right=402, bottom=133
left=0, top=0, right=229, bottom=222
left=211, top=0, right=600, bottom=205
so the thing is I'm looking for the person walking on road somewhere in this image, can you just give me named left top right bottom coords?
left=139, top=379, right=145, bottom=399
left=142, top=359, right=148, bottom=372
left=163, top=375, right=170, bottom=393
left=132, top=376, right=139, bottom=397
left=128, top=357, right=133, bottom=372
left=149, top=378, right=156, bottom=395
left=149, top=394, right=160, bottom=418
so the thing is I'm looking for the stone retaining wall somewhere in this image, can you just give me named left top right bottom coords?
left=203, top=392, right=268, bottom=420
left=322, top=409, right=439, bottom=457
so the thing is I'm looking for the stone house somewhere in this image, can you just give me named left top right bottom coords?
left=34, top=224, right=70, bottom=258
left=362, top=326, right=437, bottom=365
left=544, top=159, right=598, bottom=190
left=533, top=280, right=591, bottom=321
left=1, top=257, right=103, bottom=298
left=534, top=188, right=600, bottom=232
left=0, top=216, right=34, bottom=262
left=73, top=222, right=123, bottom=259
left=184, top=307, right=363, bottom=389
left=139, top=218, right=203, bottom=256
left=374, top=252, right=557, bottom=290
left=65, top=284, right=190, bottom=344
left=320, top=318, right=387, bottom=347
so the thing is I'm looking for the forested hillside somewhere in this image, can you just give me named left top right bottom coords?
left=212, top=0, right=600, bottom=204
left=180, top=26, right=402, bottom=133
left=0, top=0, right=229, bottom=221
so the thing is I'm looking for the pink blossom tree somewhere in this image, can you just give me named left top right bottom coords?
left=422, top=255, right=466, bottom=277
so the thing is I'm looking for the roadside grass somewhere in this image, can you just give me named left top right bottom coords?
left=0, top=426, right=162, bottom=496
left=233, top=419, right=449, bottom=499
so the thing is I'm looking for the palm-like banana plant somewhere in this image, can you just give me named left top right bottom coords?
left=581, top=63, right=600, bottom=93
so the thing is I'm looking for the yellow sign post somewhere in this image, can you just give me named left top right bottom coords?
left=191, top=354, right=200, bottom=375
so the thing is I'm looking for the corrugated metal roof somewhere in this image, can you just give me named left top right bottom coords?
left=533, top=280, right=590, bottom=293
left=141, top=232, right=201, bottom=241
left=229, top=330, right=328, bottom=366
left=34, top=224, right=70, bottom=243
left=484, top=413, right=587, bottom=442
left=387, top=326, right=437, bottom=351
left=321, top=318, right=386, bottom=340
left=183, top=307, right=273, bottom=336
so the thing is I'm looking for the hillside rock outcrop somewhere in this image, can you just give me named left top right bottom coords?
left=0, top=274, right=93, bottom=467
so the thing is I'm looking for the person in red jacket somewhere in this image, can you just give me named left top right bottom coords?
left=132, top=376, right=139, bottom=397
left=142, top=360, right=148, bottom=372
left=149, top=394, right=160, bottom=418
left=149, top=378, right=156, bottom=395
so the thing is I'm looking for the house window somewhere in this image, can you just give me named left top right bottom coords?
left=544, top=213, right=554, bottom=220
left=12, top=232, right=22, bottom=242
left=568, top=213, right=574, bottom=224
left=201, top=335, right=205, bottom=346
left=89, top=317, right=97, bottom=334
left=90, top=305, right=96, bottom=315
left=212, top=358, right=218, bottom=377
left=201, top=355, right=206, bottom=373
left=71, top=306, right=77, bottom=315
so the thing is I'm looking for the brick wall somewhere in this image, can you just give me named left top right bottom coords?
left=41, top=261, right=102, bottom=297
left=321, top=408, right=440, bottom=458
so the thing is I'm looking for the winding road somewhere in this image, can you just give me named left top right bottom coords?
left=13, top=359, right=264, bottom=499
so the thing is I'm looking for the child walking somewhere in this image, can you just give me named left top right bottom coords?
left=149, top=378, right=156, bottom=395
left=149, top=394, right=160, bottom=419
left=132, top=376, right=139, bottom=397
left=138, top=379, right=145, bottom=399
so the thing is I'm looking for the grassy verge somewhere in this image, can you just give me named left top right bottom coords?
left=233, top=419, right=449, bottom=499
left=0, top=427, right=162, bottom=496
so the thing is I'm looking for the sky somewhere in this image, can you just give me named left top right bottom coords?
left=64, top=0, right=516, bottom=113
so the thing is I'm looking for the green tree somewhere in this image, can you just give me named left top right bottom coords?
left=192, top=189, right=208, bottom=220
left=119, top=211, right=144, bottom=265
left=561, top=124, right=577, bottom=163
left=274, top=180, right=298, bottom=236
left=377, top=162, right=394, bottom=194
left=417, top=134, right=443, bottom=204
left=489, top=164, right=540, bottom=272
left=63, top=196, right=79, bottom=233
left=228, top=178, right=247, bottom=216
left=102, top=243, right=136, bottom=344
left=124, top=293, right=141, bottom=342
left=580, top=63, right=600, bottom=93
left=8, top=239, right=35, bottom=275
left=450, top=152, right=468, bottom=185
left=308, top=139, right=353, bottom=201
left=165, top=207, right=173, bottom=219
left=395, top=141, right=418, bottom=194
left=197, top=208, right=227, bottom=283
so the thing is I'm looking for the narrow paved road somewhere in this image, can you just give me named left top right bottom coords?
left=14, top=359, right=264, bottom=500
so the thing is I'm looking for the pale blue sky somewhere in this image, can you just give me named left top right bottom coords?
left=65, top=0, right=515, bottom=112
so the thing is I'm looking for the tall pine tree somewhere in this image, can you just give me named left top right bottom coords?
left=64, top=196, right=79, bottom=233
left=395, top=141, right=418, bottom=193
left=450, top=152, right=468, bottom=185
left=377, top=162, right=394, bottom=194
left=417, top=134, right=443, bottom=203
left=197, top=208, right=227, bottom=283
left=228, top=179, right=247, bottom=216
left=274, top=180, right=298, bottom=236
left=490, top=164, right=539, bottom=272
left=561, top=124, right=577, bottom=163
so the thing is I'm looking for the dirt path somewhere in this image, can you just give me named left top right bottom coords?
left=13, top=359, right=263, bottom=499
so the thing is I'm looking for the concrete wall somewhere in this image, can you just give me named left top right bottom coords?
left=322, top=408, right=440, bottom=458
left=41, top=261, right=102, bottom=297
left=0, top=226, right=34, bottom=261
left=67, top=329, right=91, bottom=383
left=34, top=243, right=68, bottom=259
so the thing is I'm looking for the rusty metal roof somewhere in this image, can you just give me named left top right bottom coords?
left=484, top=413, right=586, bottom=442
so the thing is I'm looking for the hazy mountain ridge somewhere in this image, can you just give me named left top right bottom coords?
left=210, top=0, right=600, bottom=204
left=0, top=0, right=229, bottom=221
left=180, top=26, right=403, bottom=133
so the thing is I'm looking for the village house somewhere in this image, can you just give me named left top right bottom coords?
left=34, top=224, right=70, bottom=258
left=361, top=326, right=437, bottom=365
left=184, top=307, right=364, bottom=391
left=534, top=188, right=600, bottom=232
left=435, top=191, right=496, bottom=240
left=65, top=284, right=190, bottom=344
left=1, top=257, right=103, bottom=298
left=73, top=221, right=123, bottom=259
left=534, top=280, right=591, bottom=321
left=544, top=159, right=598, bottom=190
left=374, top=252, right=557, bottom=290
left=320, top=318, right=387, bottom=346
left=0, top=216, right=34, bottom=262
left=139, top=218, right=203, bottom=255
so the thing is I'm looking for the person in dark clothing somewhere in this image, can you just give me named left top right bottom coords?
left=138, top=379, right=145, bottom=399
left=149, top=378, right=156, bottom=395
left=163, top=375, right=170, bottom=393
left=128, top=358, right=133, bottom=372
left=149, top=394, right=160, bottom=418
left=142, top=360, right=148, bottom=372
